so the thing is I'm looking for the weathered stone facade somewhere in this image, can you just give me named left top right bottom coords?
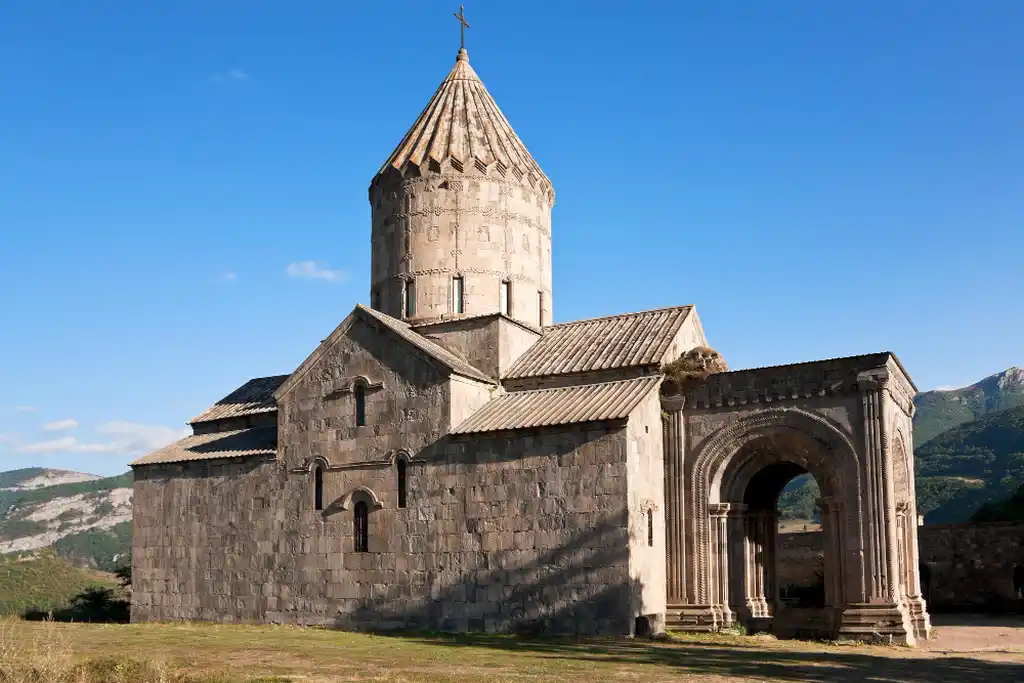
left=131, top=46, right=931, bottom=643
left=777, top=521, right=1024, bottom=614
left=918, top=521, right=1024, bottom=612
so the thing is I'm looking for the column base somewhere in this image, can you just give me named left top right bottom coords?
left=665, top=604, right=731, bottom=632
left=904, top=595, right=932, bottom=641
left=838, top=602, right=916, bottom=646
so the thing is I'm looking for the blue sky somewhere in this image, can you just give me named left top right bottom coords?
left=1, top=1, right=1021, bottom=476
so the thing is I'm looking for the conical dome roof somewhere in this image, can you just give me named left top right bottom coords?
left=374, top=49, right=551, bottom=194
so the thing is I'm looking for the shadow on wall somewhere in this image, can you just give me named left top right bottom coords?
left=343, top=512, right=647, bottom=636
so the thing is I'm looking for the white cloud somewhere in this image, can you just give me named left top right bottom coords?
left=0, top=434, right=11, bottom=443
left=95, top=421, right=188, bottom=455
left=286, top=261, right=347, bottom=283
left=221, top=272, right=238, bottom=282
left=17, top=421, right=188, bottom=457
left=18, top=437, right=115, bottom=454
left=14, top=405, right=36, bottom=412
left=209, top=68, right=249, bottom=84
left=42, top=418, right=78, bottom=432
left=932, top=385, right=963, bottom=392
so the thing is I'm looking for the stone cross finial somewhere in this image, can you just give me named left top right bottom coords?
left=453, top=5, right=470, bottom=50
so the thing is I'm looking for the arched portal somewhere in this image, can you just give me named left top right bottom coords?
left=714, top=429, right=849, bottom=638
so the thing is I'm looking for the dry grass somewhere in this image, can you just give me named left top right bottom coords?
left=0, top=617, right=1021, bottom=683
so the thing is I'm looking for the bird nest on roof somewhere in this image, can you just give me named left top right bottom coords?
left=660, top=346, right=728, bottom=395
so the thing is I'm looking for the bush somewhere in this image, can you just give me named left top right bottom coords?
left=660, top=346, right=728, bottom=396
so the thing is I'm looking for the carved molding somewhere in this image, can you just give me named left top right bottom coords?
left=689, top=407, right=864, bottom=604
left=338, top=486, right=385, bottom=511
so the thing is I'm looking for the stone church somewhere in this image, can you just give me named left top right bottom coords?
left=131, top=44, right=931, bottom=644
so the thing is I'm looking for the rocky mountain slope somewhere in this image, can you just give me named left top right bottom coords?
left=914, top=403, right=1024, bottom=522
left=0, top=468, right=132, bottom=570
left=913, top=366, right=1024, bottom=446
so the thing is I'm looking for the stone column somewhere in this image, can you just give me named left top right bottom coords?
left=742, top=510, right=774, bottom=619
left=662, top=398, right=686, bottom=602
left=818, top=497, right=845, bottom=610
left=708, top=503, right=734, bottom=626
left=901, top=503, right=932, bottom=640
left=839, top=372, right=915, bottom=645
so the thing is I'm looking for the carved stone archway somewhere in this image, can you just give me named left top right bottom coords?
left=663, top=388, right=926, bottom=644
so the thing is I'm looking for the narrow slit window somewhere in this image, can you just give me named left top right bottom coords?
left=452, top=276, right=464, bottom=314
left=354, top=501, right=369, bottom=552
left=538, top=291, right=545, bottom=327
left=313, top=465, right=324, bottom=511
left=647, top=509, right=654, bottom=547
left=355, top=384, right=366, bottom=427
left=371, top=287, right=380, bottom=311
left=404, top=278, right=416, bottom=318
left=500, top=280, right=511, bottom=315
left=397, top=459, right=407, bottom=509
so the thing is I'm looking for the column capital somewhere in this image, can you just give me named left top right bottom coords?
left=709, top=502, right=747, bottom=517
left=661, top=394, right=686, bottom=412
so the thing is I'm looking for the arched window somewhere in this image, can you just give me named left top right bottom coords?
left=647, top=509, right=654, bottom=547
left=500, top=280, right=511, bottom=316
left=403, top=278, right=416, bottom=318
left=451, top=276, right=464, bottom=314
left=354, top=501, right=369, bottom=552
left=397, top=459, right=407, bottom=508
left=313, top=465, right=324, bottom=511
left=355, top=383, right=366, bottom=427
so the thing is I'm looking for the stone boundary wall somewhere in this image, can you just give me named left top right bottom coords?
left=918, top=521, right=1024, bottom=613
left=777, top=522, right=1024, bottom=613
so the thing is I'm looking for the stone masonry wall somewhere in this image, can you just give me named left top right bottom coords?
left=777, top=522, right=1024, bottom=613
left=370, top=172, right=553, bottom=328
left=132, top=424, right=636, bottom=634
left=131, top=457, right=282, bottom=623
left=918, top=521, right=1024, bottom=612
left=626, top=390, right=667, bottom=620
left=133, top=313, right=640, bottom=634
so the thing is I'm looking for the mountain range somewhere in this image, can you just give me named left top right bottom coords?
left=1, top=366, right=1022, bottom=573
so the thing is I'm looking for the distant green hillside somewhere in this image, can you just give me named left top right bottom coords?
left=0, top=470, right=133, bottom=570
left=0, top=468, right=45, bottom=489
left=971, top=483, right=1024, bottom=523
left=913, top=366, right=1024, bottom=446
left=0, top=550, right=117, bottom=616
left=914, top=404, right=1024, bottom=522
left=777, top=367, right=1024, bottom=523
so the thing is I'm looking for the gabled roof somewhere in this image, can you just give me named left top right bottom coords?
left=503, top=306, right=694, bottom=380
left=189, top=375, right=289, bottom=425
left=130, top=427, right=276, bottom=466
left=357, top=305, right=494, bottom=383
left=373, top=49, right=551, bottom=195
left=451, top=376, right=661, bottom=435
left=275, top=305, right=494, bottom=400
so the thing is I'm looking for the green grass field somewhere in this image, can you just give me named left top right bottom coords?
left=2, top=618, right=1022, bottom=683
left=0, top=551, right=117, bottom=617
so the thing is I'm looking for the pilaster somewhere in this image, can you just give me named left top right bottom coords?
left=662, top=397, right=686, bottom=602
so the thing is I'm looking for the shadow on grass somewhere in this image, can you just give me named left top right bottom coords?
left=22, top=586, right=130, bottom=623
left=369, top=631, right=1024, bottom=683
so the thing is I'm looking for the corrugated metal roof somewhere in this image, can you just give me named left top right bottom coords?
left=189, top=375, right=289, bottom=425
left=374, top=49, right=551, bottom=195
left=130, top=426, right=276, bottom=466
left=451, top=376, right=661, bottom=435
left=503, top=306, right=693, bottom=380
left=358, top=305, right=494, bottom=384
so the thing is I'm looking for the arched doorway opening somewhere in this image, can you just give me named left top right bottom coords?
left=715, top=430, right=847, bottom=639
left=776, top=473, right=825, bottom=609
